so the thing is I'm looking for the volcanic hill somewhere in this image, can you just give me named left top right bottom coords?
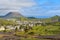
left=0, top=12, right=24, bottom=18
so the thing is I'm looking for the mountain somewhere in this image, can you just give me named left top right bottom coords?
left=27, top=17, right=37, bottom=19
left=40, top=15, right=60, bottom=23
left=50, top=15, right=60, bottom=22
left=0, top=12, right=24, bottom=18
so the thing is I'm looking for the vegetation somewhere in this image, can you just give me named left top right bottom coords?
left=0, top=18, right=16, bottom=26
left=0, top=15, right=60, bottom=40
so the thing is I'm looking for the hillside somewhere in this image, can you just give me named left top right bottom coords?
left=40, top=15, right=60, bottom=23
left=0, top=12, right=24, bottom=19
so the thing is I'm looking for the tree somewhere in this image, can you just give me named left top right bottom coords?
left=3, top=26, right=7, bottom=32
left=15, top=27, right=18, bottom=32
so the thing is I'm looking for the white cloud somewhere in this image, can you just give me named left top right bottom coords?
left=45, top=10, right=60, bottom=16
left=0, top=0, right=36, bottom=8
left=0, top=0, right=36, bottom=11
left=47, top=10, right=60, bottom=13
left=0, top=0, right=36, bottom=15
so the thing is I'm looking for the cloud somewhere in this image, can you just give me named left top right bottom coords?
left=46, top=10, right=60, bottom=16
left=0, top=0, right=36, bottom=12
left=0, top=0, right=36, bottom=16
left=0, top=0, right=36, bottom=8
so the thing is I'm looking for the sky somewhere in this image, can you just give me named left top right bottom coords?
left=0, top=0, right=60, bottom=18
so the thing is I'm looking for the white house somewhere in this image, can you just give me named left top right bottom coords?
left=15, top=25, right=20, bottom=30
left=6, top=19, right=16, bottom=22
left=6, top=25, right=15, bottom=30
left=29, top=23, right=34, bottom=27
left=0, top=26, right=5, bottom=31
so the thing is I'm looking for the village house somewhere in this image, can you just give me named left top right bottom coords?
left=6, top=19, right=16, bottom=22
left=0, top=19, right=43, bottom=31
left=6, top=25, right=15, bottom=30
left=0, top=26, right=5, bottom=31
left=16, top=20, right=21, bottom=25
left=15, top=25, right=20, bottom=30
